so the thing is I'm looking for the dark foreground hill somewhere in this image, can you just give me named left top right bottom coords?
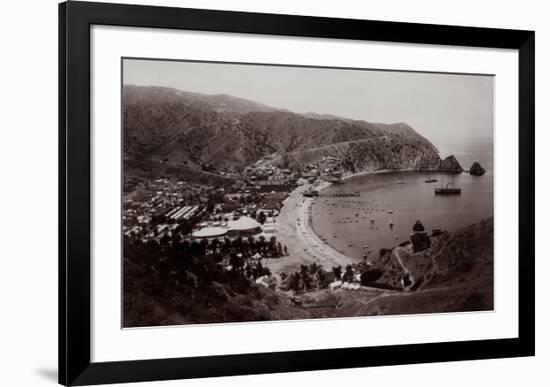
left=123, top=85, right=449, bottom=179
left=123, top=218, right=493, bottom=326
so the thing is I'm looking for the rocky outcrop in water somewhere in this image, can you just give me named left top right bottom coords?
left=438, top=155, right=463, bottom=173
left=469, top=162, right=486, bottom=176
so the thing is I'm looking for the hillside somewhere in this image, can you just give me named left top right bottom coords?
left=350, top=217, right=494, bottom=314
left=124, top=218, right=493, bottom=326
left=123, top=85, right=445, bottom=177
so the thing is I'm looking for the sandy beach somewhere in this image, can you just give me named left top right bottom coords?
left=265, top=183, right=356, bottom=274
left=265, top=169, right=422, bottom=274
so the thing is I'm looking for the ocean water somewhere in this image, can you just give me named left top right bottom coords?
left=310, top=137, right=493, bottom=261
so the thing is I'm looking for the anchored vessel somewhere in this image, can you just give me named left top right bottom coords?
left=434, top=175, right=461, bottom=195
left=425, top=172, right=438, bottom=183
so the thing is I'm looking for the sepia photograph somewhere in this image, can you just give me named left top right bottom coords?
left=122, top=58, right=494, bottom=328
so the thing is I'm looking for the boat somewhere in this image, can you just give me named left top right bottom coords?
left=435, top=175, right=461, bottom=195
left=425, top=172, right=438, bottom=183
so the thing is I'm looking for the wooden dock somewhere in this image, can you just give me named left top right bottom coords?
left=318, top=191, right=360, bottom=197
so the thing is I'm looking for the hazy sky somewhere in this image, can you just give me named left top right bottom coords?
left=123, top=59, right=494, bottom=151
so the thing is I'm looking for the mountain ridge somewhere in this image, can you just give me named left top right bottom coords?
left=123, top=85, right=447, bottom=179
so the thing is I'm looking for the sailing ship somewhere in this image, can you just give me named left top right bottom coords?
left=434, top=175, right=461, bottom=195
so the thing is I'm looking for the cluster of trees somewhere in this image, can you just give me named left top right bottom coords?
left=123, top=232, right=282, bottom=327
left=282, top=263, right=332, bottom=291
left=163, top=234, right=287, bottom=260
left=281, top=261, right=385, bottom=292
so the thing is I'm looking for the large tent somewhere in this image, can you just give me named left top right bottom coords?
left=191, top=226, right=228, bottom=239
left=227, top=216, right=262, bottom=236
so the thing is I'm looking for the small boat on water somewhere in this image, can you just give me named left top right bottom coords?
left=425, top=172, right=438, bottom=183
left=435, top=175, right=461, bottom=195
left=389, top=219, right=394, bottom=227
left=387, top=210, right=393, bottom=214
left=435, top=186, right=461, bottom=195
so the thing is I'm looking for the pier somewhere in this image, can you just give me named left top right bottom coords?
left=318, top=190, right=360, bottom=197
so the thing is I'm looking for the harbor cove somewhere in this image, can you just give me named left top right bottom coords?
left=311, top=140, right=493, bottom=262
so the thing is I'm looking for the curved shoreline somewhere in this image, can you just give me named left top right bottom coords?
left=266, top=185, right=354, bottom=274
left=268, top=169, right=417, bottom=274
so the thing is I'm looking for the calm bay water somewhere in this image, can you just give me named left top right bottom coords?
left=310, top=138, right=493, bottom=261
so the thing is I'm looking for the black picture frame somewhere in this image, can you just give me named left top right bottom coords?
left=59, top=1, right=535, bottom=385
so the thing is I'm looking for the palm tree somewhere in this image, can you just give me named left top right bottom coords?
left=309, top=262, right=319, bottom=275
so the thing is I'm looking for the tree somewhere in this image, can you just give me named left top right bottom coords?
left=308, top=262, right=319, bottom=275
left=258, top=235, right=266, bottom=253
left=332, top=265, right=342, bottom=280
left=360, top=269, right=383, bottom=285
left=289, top=272, right=301, bottom=292
left=160, top=233, right=170, bottom=246
left=300, top=265, right=312, bottom=290
left=234, top=236, right=243, bottom=248
left=257, top=211, right=267, bottom=225
left=343, top=265, right=354, bottom=282
left=229, top=252, right=244, bottom=271
left=316, top=269, right=328, bottom=288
